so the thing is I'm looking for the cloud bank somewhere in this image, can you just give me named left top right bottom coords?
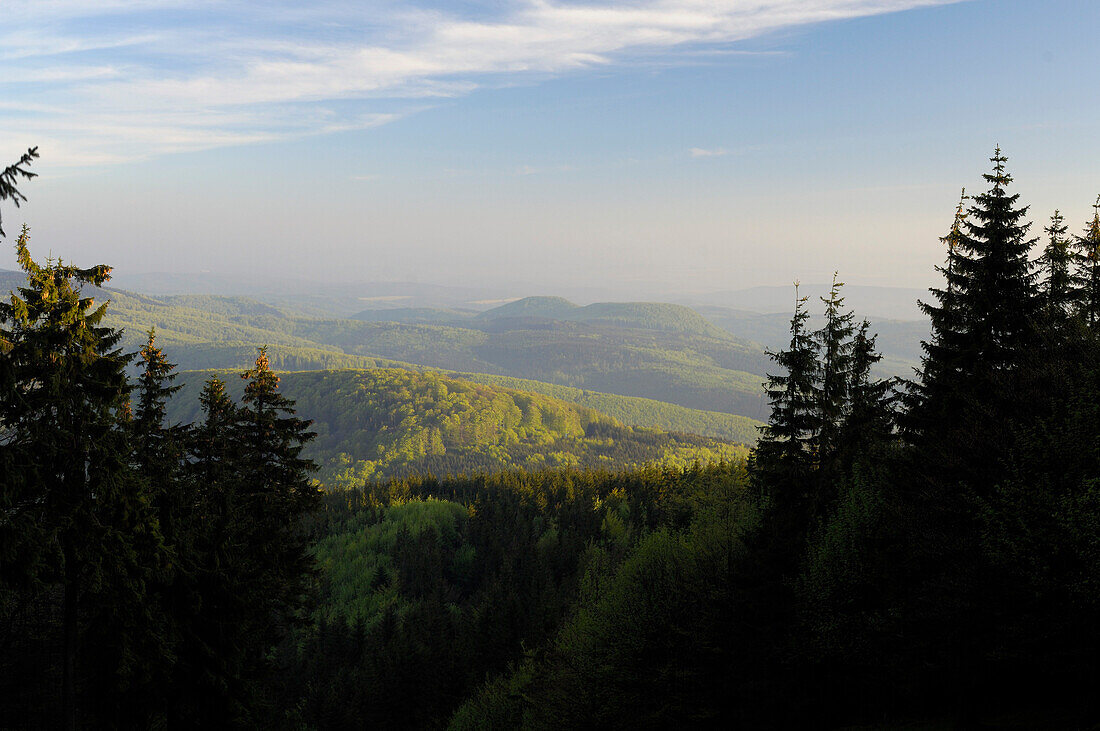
left=0, top=0, right=955, bottom=165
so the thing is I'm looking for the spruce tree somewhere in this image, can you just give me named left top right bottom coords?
left=840, top=320, right=894, bottom=462
left=900, top=150, right=1043, bottom=701
left=909, top=148, right=1038, bottom=462
left=190, top=375, right=239, bottom=497
left=1037, top=210, right=1074, bottom=320
left=753, top=286, right=819, bottom=534
left=903, top=190, right=970, bottom=440
left=812, top=273, right=855, bottom=471
left=956, top=147, right=1038, bottom=370
left=0, top=231, right=166, bottom=728
left=1075, top=195, right=1100, bottom=326
left=131, top=329, right=191, bottom=721
left=169, top=375, right=248, bottom=727
left=133, top=328, right=185, bottom=484
left=234, top=347, right=320, bottom=712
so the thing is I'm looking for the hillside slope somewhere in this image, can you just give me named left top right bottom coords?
left=77, top=286, right=771, bottom=420
left=444, top=371, right=763, bottom=445
left=169, top=369, right=749, bottom=485
left=478, top=297, right=730, bottom=338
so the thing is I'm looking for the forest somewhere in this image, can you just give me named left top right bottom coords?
left=2, top=146, right=1100, bottom=728
left=165, top=368, right=750, bottom=483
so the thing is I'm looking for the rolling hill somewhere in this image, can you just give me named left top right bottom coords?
left=476, top=296, right=730, bottom=338
left=168, top=368, right=750, bottom=485
left=2, top=268, right=923, bottom=420
left=54, top=283, right=773, bottom=421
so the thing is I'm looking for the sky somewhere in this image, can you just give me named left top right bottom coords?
left=2, top=0, right=1099, bottom=297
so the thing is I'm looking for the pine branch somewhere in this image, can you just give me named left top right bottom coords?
left=0, top=147, right=40, bottom=237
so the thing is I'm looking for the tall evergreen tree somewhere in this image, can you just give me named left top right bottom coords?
left=1074, top=195, right=1100, bottom=326
left=941, top=188, right=969, bottom=290
left=190, top=376, right=239, bottom=493
left=955, top=147, right=1039, bottom=370
left=131, top=328, right=190, bottom=721
left=899, top=150, right=1044, bottom=709
left=752, top=286, right=819, bottom=535
left=233, top=347, right=321, bottom=716
left=812, top=273, right=855, bottom=472
left=902, top=190, right=970, bottom=440
left=168, top=375, right=248, bottom=727
left=0, top=231, right=166, bottom=728
left=133, top=328, right=184, bottom=482
left=838, top=320, right=894, bottom=463
left=908, top=148, right=1038, bottom=462
left=1037, top=210, right=1074, bottom=320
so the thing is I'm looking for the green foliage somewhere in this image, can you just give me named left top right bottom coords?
left=813, top=274, right=856, bottom=462
left=313, top=498, right=470, bottom=626
left=1038, top=209, right=1075, bottom=320
left=450, top=469, right=755, bottom=729
left=795, top=463, right=897, bottom=661
left=753, top=289, right=820, bottom=521
left=437, top=371, right=764, bottom=444
left=277, top=462, right=750, bottom=730
left=166, top=368, right=750, bottom=484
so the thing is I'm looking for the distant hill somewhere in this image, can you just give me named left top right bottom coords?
left=55, top=285, right=772, bottom=421
left=168, top=369, right=749, bottom=485
left=351, top=307, right=477, bottom=325
left=106, top=272, right=512, bottom=317
left=2, top=268, right=928, bottom=415
left=6, top=261, right=764, bottom=440
left=478, top=297, right=730, bottom=339
left=477, top=296, right=579, bottom=320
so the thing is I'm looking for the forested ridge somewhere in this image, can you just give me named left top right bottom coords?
left=166, top=368, right=750, bottom=484
left=3, top=147, right=1100, bottom=728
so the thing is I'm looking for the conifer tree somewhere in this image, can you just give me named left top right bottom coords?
left=234, top=347, right=321, bottom=709
left=840, top=320, right=894, bottom=461
left=131, top=328, right=193, bottom=721
left=1037, top=210, right=1074, bottom=320
left=909, top=148, right=1038, bottom=456
left=1074, top=195, right=1100, bottom=326
left=812, top=273, right=855, bottom=470
left=0, top=231, right=165, bottom=728
left=133, top=328, right=184, bottom=483
left=903, top=190, right=970, bottom=439
left=191, top=375, right=238, bottom=490
left=942, top=188, right=968, bottom=275
left=168, top=375, right=248, bottom=727
left=753, top=286, right=819, bottom=533
left=900, top=151, right=1044, bottom=698
left=956, top=147, right=1038, bottom=370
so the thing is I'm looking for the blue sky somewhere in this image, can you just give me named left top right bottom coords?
left=2, top=0, right=1099, bottom=296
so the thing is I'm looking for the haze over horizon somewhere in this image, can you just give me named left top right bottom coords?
left=3, top=0, right=1099, bottom=294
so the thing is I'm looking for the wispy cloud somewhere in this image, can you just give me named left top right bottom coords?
left=1, top=0, right=959, bottom=166
left=689, top=147, right=730, bottom=158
